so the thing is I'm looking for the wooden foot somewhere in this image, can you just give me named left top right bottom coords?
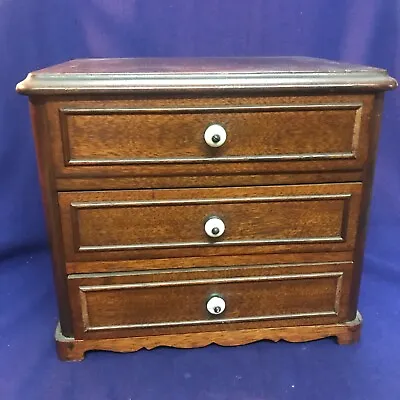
left=336, top=311, right=362, bottom=344
left=55, top=312, right=363, bottom=361
left=56, top=328, right=85, bottom=361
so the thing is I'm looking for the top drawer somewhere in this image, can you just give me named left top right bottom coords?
left=46, top=95, right=373, bottom=178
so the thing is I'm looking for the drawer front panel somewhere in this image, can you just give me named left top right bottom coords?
left=69, top=262, right=353, bottom=339
left=59, top=183, right=362, bottom=261
left=47, top=95, right=373, bottom=177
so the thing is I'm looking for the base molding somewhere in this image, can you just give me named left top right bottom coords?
left=56, top=312, right=362, bottom=361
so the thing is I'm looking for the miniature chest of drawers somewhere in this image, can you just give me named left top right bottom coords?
left=17, top=57, right=396, bottom=360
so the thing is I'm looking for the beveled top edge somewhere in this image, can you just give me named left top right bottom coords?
left=16, top=57, right=398, bottom=95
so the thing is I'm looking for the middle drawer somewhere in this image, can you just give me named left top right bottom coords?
left=59, top=183, right=362, bottom=262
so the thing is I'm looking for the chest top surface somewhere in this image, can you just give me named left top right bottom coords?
left=16, top=57, right=397, bottom=95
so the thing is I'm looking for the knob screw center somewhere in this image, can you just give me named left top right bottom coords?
left=211, top=227, right=220, bottom=235
left=211, top=134, right=221, bottom=143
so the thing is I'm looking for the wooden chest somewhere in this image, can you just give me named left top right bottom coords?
left=17, top=57, right=397, bottom=361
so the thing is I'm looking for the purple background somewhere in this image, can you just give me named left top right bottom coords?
left=1, top=1, right=399, bottom=399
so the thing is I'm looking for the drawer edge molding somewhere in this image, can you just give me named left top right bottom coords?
left=69, top=265, right=349, bottom=335
left=59, top=102, right=362, bottom=167
left=77, top=237, right=345, bottom=253
left=59, top=183, right=361, bottom=259
left=82, top=311, right=338, bottom=332
left=76, top=271, right=344, bottom=290
left=67, top=259, right=353, bottom=278
left=77, top=270, right=343, bottom=332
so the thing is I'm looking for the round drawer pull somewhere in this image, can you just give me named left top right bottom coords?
left=206, top=296, right=226, bottom=315
left=204, top=217, right=225, bottom=238
left=204, top=124, right=227, bottom=147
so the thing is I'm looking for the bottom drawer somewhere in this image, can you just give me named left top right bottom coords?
left=68, top=261, right=354, bottom=339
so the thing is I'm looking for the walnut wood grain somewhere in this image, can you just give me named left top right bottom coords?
left=55, top=311, right=362, bottom=361
left=46, top=94, right=373, bottom=179
left=59, top=103, right=361, bottom=164
left=58, top=183, right=362, bottom=262
left=67, top=261, right=353, bottom=339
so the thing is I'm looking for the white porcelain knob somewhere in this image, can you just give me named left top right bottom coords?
left=206, top=296, right=226, bottom=315
left=204, top=124, right=227, bottom=147
left=204, top=217, right=225, bottom=238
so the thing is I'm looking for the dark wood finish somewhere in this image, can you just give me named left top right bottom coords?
left=46, top=94, right=374, bottom=179
left=16, top=57, right=396, bottom=94
left=68, top=261, right=353, bottom=340
left=56, top=312, right=362, bottom=361
left=17, top=57, right=396, bottom=360
left=58, top=183, right=362, bottom=261
left=28, top=99, right=73, bottom=336
left=348, top=93, right=385, bottom=318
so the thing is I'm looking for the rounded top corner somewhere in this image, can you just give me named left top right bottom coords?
left=387, top=75, right=398, bottom=90
left=16, top=73, right=34, bottom=95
